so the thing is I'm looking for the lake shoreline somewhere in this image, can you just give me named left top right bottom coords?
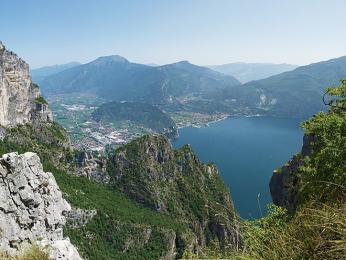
left=172, top=116, right=304, bottom=219
left=176, top=113, right=266, bottom=131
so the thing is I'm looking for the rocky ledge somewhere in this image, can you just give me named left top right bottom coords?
left=0, top=152, right=82, bottom=259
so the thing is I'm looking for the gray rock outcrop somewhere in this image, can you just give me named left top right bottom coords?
left=66, top=208, right=97, bottom=229
left=270, top=134, right=315, bottom=211
left=75, top=151, right=110, bottom=183
left=0, top=152, right=82, bottom=259
left=0, top=41, right=52, bottom=127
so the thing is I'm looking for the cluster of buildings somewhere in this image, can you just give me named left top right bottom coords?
left=70, top=124, right=141, bottom=152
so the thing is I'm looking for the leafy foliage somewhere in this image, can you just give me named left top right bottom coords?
left=0, top=123, right=73, bottom=170
left=300, top=79, right=346, bottom=203
left=34, top=96, right=48, bottom=105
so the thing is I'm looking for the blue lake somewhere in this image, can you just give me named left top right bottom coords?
left=172, top=116, right=304, bottom=219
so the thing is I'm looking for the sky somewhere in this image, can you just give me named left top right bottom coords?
left=1, top=0, right=346, bottom=68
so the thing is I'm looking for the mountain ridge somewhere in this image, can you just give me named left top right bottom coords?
left=209, top=62, right=298, bottom=83
left=31, top=62, right=81, bottom=82
left=224, top=55, right=346, bottom=118
left=39, top=55, right=241, bottom=111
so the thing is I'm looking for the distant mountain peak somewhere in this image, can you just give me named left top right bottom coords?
left=39, top=55, right=241, bottom=104
left=176, top=60, right=190, bottom=64
left=163, top=60, right=197, bottom=70
left=91, top=55, right=129, bottom=65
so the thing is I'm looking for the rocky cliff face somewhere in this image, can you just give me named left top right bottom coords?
left=108, top=135, right=243, bottom=254
left=0, top=41, right=52, bottom=127
left=270, top=134, right=315, bottom=211
left=75, top=151, right=110, bottom=183
left=0, top=152, right=82, bottom=259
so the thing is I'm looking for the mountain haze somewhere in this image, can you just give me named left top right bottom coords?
left=38, top=53, right=346, bottom=118
left=228, top=56, right=346, bottom=117
left=209, top=62, right=298, bottom=83
left=39, top=56, right=241, bottom=106
left=31, top=62, right=81, bottom=82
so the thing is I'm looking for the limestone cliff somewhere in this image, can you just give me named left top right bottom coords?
left=0, top=152, right=82, bottom=259
left=108, top=135, right=243, bottom=254
left=0, top=41, right=52, bottom=127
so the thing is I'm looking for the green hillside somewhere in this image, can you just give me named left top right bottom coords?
left=227, top=56, right=346, bottom=118
left=92, top=101, right=178, bottom=137
left=0, top=123, right=242, bottom=259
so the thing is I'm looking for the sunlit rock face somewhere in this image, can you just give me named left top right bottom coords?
left=0, top=41, right=52, bottom=127
left=0, top=152, right=82, bottom=259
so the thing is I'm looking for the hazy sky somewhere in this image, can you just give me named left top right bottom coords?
left=1, top=0, right=346, bottom=68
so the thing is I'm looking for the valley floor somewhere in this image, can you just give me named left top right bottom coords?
left=48, top=93, right=232, bottom=152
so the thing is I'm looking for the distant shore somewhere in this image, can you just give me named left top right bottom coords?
left=176, top=113, right=265, bottom=131
left=176, top=114, right=229, bottom=129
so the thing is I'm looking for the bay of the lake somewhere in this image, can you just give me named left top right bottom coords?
left=172, top=116, right=304, bottom=219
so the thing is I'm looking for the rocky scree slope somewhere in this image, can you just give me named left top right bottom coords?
left=0, top=152, right=81, bottom=259
left=0, top=41, right=52, bottom=127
